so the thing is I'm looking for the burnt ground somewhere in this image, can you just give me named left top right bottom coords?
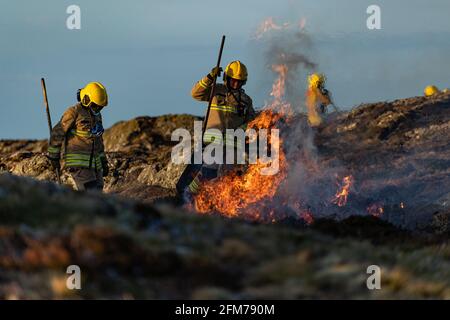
left=317, top=92, right=450, bottom=231
left=1, top=94, right=450, bottom=299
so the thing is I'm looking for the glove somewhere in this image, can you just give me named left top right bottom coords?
left=101, top=156, right=109, bottom=177
left=47, top=154, right=60, bottom=171
left=209, top=66, right=223, bottom=79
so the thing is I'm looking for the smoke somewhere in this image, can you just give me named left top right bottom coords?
left=193, top=17, right=440, bottom=231
left=255, top=21, right=317, bottom=109
left=194, top=17, right=368, bottom=224
left=251, top=17, right=350, bottom=222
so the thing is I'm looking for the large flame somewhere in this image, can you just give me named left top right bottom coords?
left=194, top=63, right=291, bottom=219
left=194, top=110, right=287, bottom=218
left=192, top=17, right=354, bottom=225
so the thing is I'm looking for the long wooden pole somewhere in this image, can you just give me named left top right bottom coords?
left=41, top=78, right=61, bottom=184
left=202, top=35, right=226, bottom=134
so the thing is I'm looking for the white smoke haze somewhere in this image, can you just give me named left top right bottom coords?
left=252, top=18, right=317, bottom=112
left=195, top=17, right=414, bottom=227
left=249, top=17, right=353, bottom=223
left=189, top=15, right=442, bottom=231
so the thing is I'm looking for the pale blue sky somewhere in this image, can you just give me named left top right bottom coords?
left=1, top=0, right=450, bottom=138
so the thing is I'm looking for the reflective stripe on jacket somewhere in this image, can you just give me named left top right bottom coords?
left=70, top=129, right=93, bottom=138
left=191, top=75, right=255, bottom=134
left=64, top=153, right=103, bottom=169
left=203, top=130, right=244, bottom=150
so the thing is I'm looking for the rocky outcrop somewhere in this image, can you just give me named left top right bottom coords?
left=1, top=94, right=450, bottom=228
left=0, top=114, right=200, bottom=203
left=101, top=114, right=200, bottom=200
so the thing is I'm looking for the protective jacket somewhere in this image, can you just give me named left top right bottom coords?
left=306, top=87, right=332, bottom=114
left=188, top=74, right=256, bottom=194
left=191, top=74, right=255, bottom=146
left=48, top=103, right=106, bottom=171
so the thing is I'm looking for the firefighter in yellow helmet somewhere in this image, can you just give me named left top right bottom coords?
left=47, top=82, right=109, bottom=191
left=188, top=61, right=255, bottom=194
left=424, top=85, right=440, bottom=97
left=306, top=73, right=333, bottom=127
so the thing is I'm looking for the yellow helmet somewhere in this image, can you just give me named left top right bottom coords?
left=80, top=82, right=108, bottom=107
left=224, top=60, right=248, bottom=82
left=424, top=85, right=439, bottom=97
left=308, top=73, right=326, bottom=88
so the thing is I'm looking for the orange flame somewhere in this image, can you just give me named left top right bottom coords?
left=290, top=201, right=314, bottom=225
left=271, top=64, right=287, bottom=100
left=194, top=109, right=286, bottom=218
left=332, top=175, right=353, bottom=207
left=194, top=62, right=291, bottom=219
left=299, top=210, right=314, bottom=225
left=193, top=18, right=340, bottom=223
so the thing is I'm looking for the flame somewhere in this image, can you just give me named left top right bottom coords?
left=192, top=18, right=356, bottom=223
left=192, top=25, right=353, bottom=221
left=268, top=63, right=294, bottom=118
left=299, top=210, right=314, bottom=225
left=271, top=64, right=287, bottom=100
left=290, top=201, right=314, bottom=225
left=194, top=62, right=291, bottom=219
left=332, top=175, right=353, bottom=207
left=194, top=109, right=286, bottom=218
left=367, top=203, right=384, bottom=218
left=253, top=17, right=290, bottom=40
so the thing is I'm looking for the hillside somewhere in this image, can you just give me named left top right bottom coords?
left=1, top=93, right=450, bottom=298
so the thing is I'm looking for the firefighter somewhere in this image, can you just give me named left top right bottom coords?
left=188, top=60, right=256, bottom=194
left=47, top=82, right=109, bottom=191
left=306, top=73, right=333, bottom=127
